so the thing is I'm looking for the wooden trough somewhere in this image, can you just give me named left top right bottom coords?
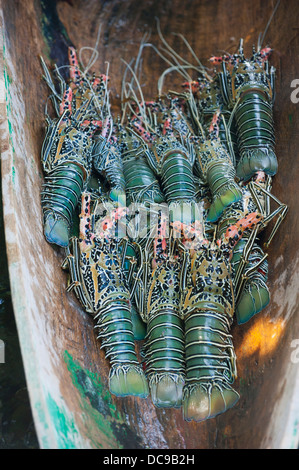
left=0, top=0, right=298, bottom=449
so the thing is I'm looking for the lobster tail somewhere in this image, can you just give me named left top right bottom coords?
left=160, top=151, right=196, bottom=203
left=141, top=245, right=185, bottom=408
left=41, top=163, right=85, bottom=246
left=123, top=155, right=164, bottom=206
left=95, top=301, right=148, bottom=398
left=183, top=309, right=239, bottom=422
left=235, top=91, right=277, bottom=181
left=231, top=238, right=270, bottom=324
left=119, top=130, right=165, bottom=206
left=143, top=309, right=185, bottom=408
left=160, top=151, right=197, bottom=225
left=196, top=139, right=242, bottom=222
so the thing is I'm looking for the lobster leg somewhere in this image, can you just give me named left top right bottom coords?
left=247, top=180, right=288, bottom=248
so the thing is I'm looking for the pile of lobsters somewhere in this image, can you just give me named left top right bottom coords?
left=39, top=31, right=287, bottom=422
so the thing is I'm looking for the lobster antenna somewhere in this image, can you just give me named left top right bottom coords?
left=221, top=114, right=236, bottom=166
left=144, top=42, right=207, bottom=96
left=121, top=60, right=145, bottom=117
left=124, top=79, right=150, bottom=129
left=157, top=64, right=192, bottom=96
left=258, top=0, right=281, bottom=51
left=126, top=125, right=151, bottom=150
left=134, top=33, right=156, bottom=128
left=40, top=56, right=63, bottom=108
left=121, top=58, right=134, bottom=119
left=212, top=224, right=217, bottom=246
left=76, top=23, right=111, bottom=121
left=227, top=96, right=241, bottom=131
left=145, top=42, right=174, bottom=67
left=146, top=105, right=155, bottom=129
left=239, top=38, right=244, bottom=57
left=159, top=45, right=197, bottom=77
left=171, top=32, right=212, bottom=81
left=79, top=22, right=102, bottom=74
left=121, top=58, right=154, bottom=131
left=134, top=32, right=151, bottom=77
left=102, top=61, right=111, bottom=117
left=185, top=89, right=205, bottom=138
left=53, top=63, right=66, bottom=97
left=102, top=61, right=114, bottom=141
left=156, top=17, right=202, bottom=72
left=144, top=42, right=195, bottom=94
left=79, top=46, right=99, bottom=75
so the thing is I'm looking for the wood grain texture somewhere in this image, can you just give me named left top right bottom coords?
left=0, top=0, right=298, bottom=449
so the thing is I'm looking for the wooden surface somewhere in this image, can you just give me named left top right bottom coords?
left=0, top=0, right=299, bottom=449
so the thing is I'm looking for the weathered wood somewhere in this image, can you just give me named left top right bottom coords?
left=0, top=0, right=298, bottom=449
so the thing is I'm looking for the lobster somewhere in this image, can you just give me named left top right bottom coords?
left=62, top=191, right=149, bottom=398
left=217, top=39, right=277, bottom=182
left=134, top=211, right=185, bottom=408
left=40, top=47, right=106, bottom=247
left=178, top=211, right=262, bottom=422
left=120, top=62, right=187, bottom=405
left=39, top=18, right=287, bottom=423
